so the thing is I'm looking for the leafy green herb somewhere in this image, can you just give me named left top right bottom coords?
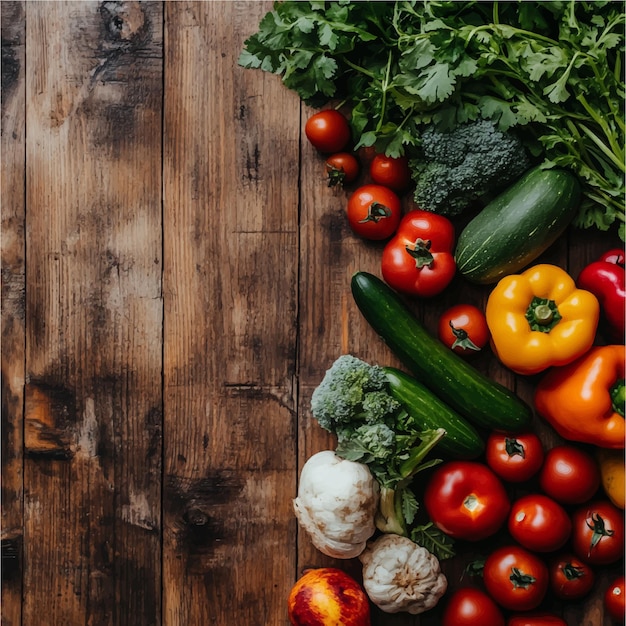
left=240, top=0, right=625, bottom=239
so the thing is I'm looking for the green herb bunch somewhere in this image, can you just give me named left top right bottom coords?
left=239, top=0, right=625, bottom=239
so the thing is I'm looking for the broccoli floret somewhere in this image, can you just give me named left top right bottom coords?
left=410, top=119, right=531, bottom=216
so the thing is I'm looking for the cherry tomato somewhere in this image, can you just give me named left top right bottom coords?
left=605, top=575, right=625, bottom=622
left=442, top=587, right=505, bottom=626
left=571, top=500, right=625, bottom=565
left=423, top=461, right=510, bottom=541
left=438, top=304, right=490, bottom=356
left=305, top=110, right=351, bottom=153
left=325, top=152, right=360, bottom=187
left=507, top=615, right=567, bottom=626
left=485, top=432, right=544, bottom=483
left=549, top=553, right=595, bottom=601
left=369, top=154, right=412, bottom=191
left=538, top=444, right=601, bottom=504
left=346, top=184, right=402, bottom=240
left=508, top=494, right=571, bottom=553
left=483, top=545, right=549, bottom=612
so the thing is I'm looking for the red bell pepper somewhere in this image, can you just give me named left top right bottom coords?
left=577, top=249, right=625, bottom=341
left=381, top=210, right=456, bottom=297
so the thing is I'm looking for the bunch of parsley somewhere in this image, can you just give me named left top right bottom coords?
left=239, top=0, right=625, bottom=239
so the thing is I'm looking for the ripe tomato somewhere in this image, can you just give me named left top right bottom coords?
left=485, top=432, right=544, bottom=483
left=305, top=110, right=351, bottom=153
left=442, top=587, right=505, bottom=626
left=483, top=545, right=549, bottom=612
left=369, top=154, right=412, bottom=191
left=571, top=500, right=625, bottom=565
left=549, top=553, right=595, bottom=601
left=423, top=461, right=510, bottom=541
left=605, top=575, right=625, bottom=622
left=508, top=494, right=571, bottom=553
left=325, top=152, right=360, bottom=187
left=346, top=184, right=402, bottom=240
left=507, top=615, right=567, bottom=626
left=538, top=445, right=601, bottom=504
left=438, top=304, right=490, bottom=356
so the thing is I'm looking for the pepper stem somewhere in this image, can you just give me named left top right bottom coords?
left=610, top=378, right=625, bottom=418
left=525, top=296, right=562, bottom=332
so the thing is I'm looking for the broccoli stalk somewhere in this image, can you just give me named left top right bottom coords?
left=410, top=119, right=531, bottom=216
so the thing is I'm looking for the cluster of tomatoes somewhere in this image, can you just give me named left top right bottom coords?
left=425, top=437, right=624, bottom=626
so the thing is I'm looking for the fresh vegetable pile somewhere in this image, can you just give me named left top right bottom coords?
left=239, top=2, right=625, bottom=624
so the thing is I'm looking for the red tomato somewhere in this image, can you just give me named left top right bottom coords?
left=346, top=184, right=402, bottom=240
left=442, top=587, right=505, bottom=626
left=571, top=500, right=625, bottom=565
left=369, top=154, right=412, bottom=191
left=538, top=445, right=601, bottom=504
left=305, top=110, right=351, bottom=153
left=438, top=304, right=490, bottom=356
left=508, top=494, right=571, bottom=553
left=549, top=553, right=595, bottom=601
left=483, top=545, right=549, bottom=611
left=381, top=210, right=456, bottom=297
left=605, top=575, right=625, bottom=623
left=507, top=615, right=567, bottom=626
left=423, top=461, right=510, bottom=541
left=485, top=432, right=544, bottom=483
left=325, top=152, right=360, bottom=187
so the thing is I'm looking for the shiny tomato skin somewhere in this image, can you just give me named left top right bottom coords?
left=423, top=461, right=510, bottom=541
left=571, top=500, right=625, bottom=565
left=605, top=575, right=625, bottom=622
left=369, top=154, right=412, bottom=191
left=508, top=494, right=572, bottom=553
left=305, top=110, right=351, bottom=153
left=346, top=184, right=402, bottom=240
left=325, top=152, right=360, bottom=187
left=442, top=587, right=505, bottom=626
left=438, top=304, right=490, bottom=356
left=539, top=445, right=601, bottom=504
left=549, top=553, right=595, bottom=601
left=483, top=545, right=549, bottom=612
left=507, top=615, right=567, bottom=626
left=485, top=432, right=544, bottom=483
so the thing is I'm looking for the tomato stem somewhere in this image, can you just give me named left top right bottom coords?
left=405, top=238, right=434, bottom=269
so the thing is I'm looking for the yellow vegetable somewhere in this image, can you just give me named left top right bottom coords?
left=597, top=449, right=625, bottom=509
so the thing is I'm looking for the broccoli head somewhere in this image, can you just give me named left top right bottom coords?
left=410, top=119, right=531, bottom=216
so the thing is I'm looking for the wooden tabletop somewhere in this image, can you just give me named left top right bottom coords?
left=2, top=2, right=622, bottom=625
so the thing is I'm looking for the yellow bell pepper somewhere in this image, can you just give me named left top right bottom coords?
left=597, top=449, right=625, bottom=509
left=486, top=264, right=599, bottom=375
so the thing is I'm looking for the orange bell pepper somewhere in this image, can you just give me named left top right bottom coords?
left=534, top=345, right=625, bottom=449
left=486, top=264, right=599, bottom=375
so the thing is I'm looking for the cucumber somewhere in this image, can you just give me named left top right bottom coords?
left=351, top=271, right=533, bottom=432
left=455, top=166, right=581, bottom=285
left=383, top=366, right=485, bottom=459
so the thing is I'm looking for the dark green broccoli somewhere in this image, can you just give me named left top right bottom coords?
left=410, top=119, right=531, bottom=216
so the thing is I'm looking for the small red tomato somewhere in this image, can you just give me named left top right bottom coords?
left=507, top=615, right=567, bottom=626
left=485, top=432, right=544, bottom=483
left=571, top=500, right=625, bottom=565
left=605, top=575, right=625, bottom=623
left=369, top=154, right=412, bottom=191
left=549, top=553, right=595, bottom=601
left=305, top=110, right=351, bottom=153
left=438, top=304, right=490, bottom=356
left=325, top=152, right=360, bottom=187
left=442, top=587, right=505, bottom=626
left=483, top=545, right=549, bottom=612
left=538, top=444, right=601, bottom=504
left=423, top=461, right=510, bottom=541
left=346, top=184, right=402, bottom=240
left=508, top=494, right=571, bottom=553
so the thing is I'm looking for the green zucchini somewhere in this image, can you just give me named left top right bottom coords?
left=351, top=271, right=533, bottom=432
left=384, top=366, right=484, bottom=459
left=455, top=166, right=581, bottom=285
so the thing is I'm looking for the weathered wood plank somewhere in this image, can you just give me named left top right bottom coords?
left=162, top=2, right=300, bottom=624
left=23, top=2, right=163, bottom=623
left=1, top=3, right=25, bottom=624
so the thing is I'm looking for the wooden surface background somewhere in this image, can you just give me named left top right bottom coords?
left=1, top=2, right=622, bottom=625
